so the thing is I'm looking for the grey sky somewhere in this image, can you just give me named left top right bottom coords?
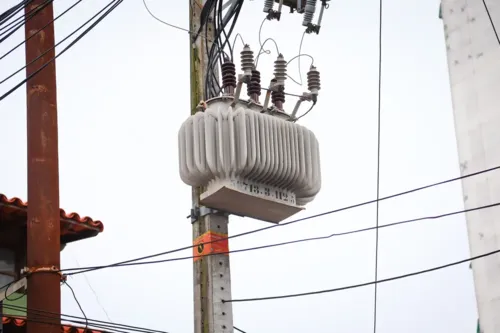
left=0, top=0, right=477, bottom=332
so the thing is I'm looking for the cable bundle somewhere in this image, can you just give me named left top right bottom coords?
left=195, top=0, right=244, bottom=100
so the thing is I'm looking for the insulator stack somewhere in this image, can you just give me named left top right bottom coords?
left=302, top=0, right=317, bottom=26
left=273, top=54, right=287, bottom=86
left=271, top=86, right=285, bottom=110
left=307, top=65, right=321, bottom=95
left=263, top=0, right=274, bottom=12
left=221, top=60, right=236, bottom=95
left=241, top=45, right=254, bottom=77
left=247, top=69, right=262, bottom=102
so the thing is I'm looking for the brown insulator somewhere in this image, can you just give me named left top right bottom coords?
left=247, top=69, right=262, bottom=102
left=271, top=85, right=285, bottom=110
left=221, top=60, right=236, bottom=95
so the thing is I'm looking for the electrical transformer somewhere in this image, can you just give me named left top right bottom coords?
left=178, top=45, right=322, bottom=223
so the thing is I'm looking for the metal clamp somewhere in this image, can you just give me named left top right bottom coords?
left=188, top=206, right=221, bottom=223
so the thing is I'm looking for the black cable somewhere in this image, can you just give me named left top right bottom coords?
left=0, top=0, right=30, bottom=28
left=3, top=315, right=132, bottom=333
left=373, top=0, right=383, bottom=331
left=482, top=0, right=500, bottom=45
left=0, top=0, right=31, bottom=31
left=0, top=0, right=85, bottom=61
left=204, top=0, right=243, bottom=99
left=224, top=247, right=500, bottom=303
left=61, top=165, right=500, bottom=275
left=2, top=303, right=168, bottom=333
left=0, top=0, right=123, bottom=102
left=0, top=0, right=53, bottom=44
left=234, top=326, right=247, bottom=333
left=0, top=0, right=117, bottom=85
left=64, top=281, right=88, bottom=332
left=62, top=202, right=500, bottom=272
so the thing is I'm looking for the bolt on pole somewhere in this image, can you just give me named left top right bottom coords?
left=24, top=1, right=61, bottom=333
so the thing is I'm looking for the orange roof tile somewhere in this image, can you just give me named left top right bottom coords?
left=2, top=316, right=110, bottom=333
left=0, top=194, right=104, bottom=243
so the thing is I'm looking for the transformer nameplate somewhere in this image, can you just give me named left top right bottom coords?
left=227, top=178, right=297, bottom=206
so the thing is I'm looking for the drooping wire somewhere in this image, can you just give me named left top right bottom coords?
left=0, top=0, right=85, bottom=61
left=60, top=202, right=500, bottom=272
left=254, top=37, right=280, bottom=68
left=142, top=0, right=195, bottom=35
left=231, top=32, right=245, bottom=59
left=223, top=247, right=500, bottom=303
left=234, top=326, right=247, bottom=333
left=64, top=281, right=88, bottom=332
left=0, top=0, right=123, bottom=101
left=60, top=165, right=500, bottom=276
left=286, top=53, right=315, bottom=87
left=373, top=0, right=383, bottom=330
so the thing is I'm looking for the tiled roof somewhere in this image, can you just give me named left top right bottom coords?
left=2, top=316, right=109, bottom=333
left=0, top=194, right=104, bottom=243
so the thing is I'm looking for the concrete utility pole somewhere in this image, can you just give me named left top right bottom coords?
left=188, top=1, right=234, bottom=332
left=24, top=1, right=61, bottom=333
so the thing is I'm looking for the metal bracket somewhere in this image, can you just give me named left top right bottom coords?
left=187, top=205, right=244, bottom=223
left=188, top=206, right=222, bottom=223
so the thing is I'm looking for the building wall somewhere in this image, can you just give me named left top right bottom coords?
left=440, top=1, right=500, bottom=332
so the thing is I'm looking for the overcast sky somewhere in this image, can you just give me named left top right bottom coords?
left=0, top=0, right=478, bottom=332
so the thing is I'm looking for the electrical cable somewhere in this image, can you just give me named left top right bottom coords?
left=294, top=100, right=316, bottom=121
left=142, top=0, right=195, bottom=35
left=64, top=281, right=88, bottom=332
left=223, top=247, right=500, bottom=303
left=296, top=30, right=306, bottom=85
left=71, top=254, right=113, bottom=323
left=482, top=0, right=500, bottom=45
left=286, top=53, right=314, bottom=86
left=2, top=303, right=169, bottom=333
left=234, top=326, right=247, bottom=333
left=0, top=0, right=34, bottom=32
left=62, top=165, right=500, bottom=274
left=0, top=0, right=31, bottom=30
left=0, top=0, right=123, bottom=102
left=0, top=0, right=118, bottom=86
left=254, top=37, right=280, bottom=68
left=0, top=0, right=85, bottom=61
left=0, top=0, right=53, bottom=44
left=373, top=0, right=383, bottom=331
left=60, top=165, right=500, bottom=276
left=61, top=202, right=500, bottom=272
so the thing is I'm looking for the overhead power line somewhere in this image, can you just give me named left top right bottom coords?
left=2, top=303, right=169, bottom=333
left=223, top=247, right=500, bottom=303
left=373, top=0, right=384, bottom=331
left=482, top=0, right=500, bottom=45
left=0, top=0, right=85, bottom=61
left=61, top=201, right=500, bottom=273
left=60, top=165, right=500, bottom=276
left=0, top=0, right=53, bottom=43
left=0, top=0, right=123, bottom=102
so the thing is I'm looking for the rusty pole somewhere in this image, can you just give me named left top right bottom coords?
left=24, top=1, right=61, bottom=333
